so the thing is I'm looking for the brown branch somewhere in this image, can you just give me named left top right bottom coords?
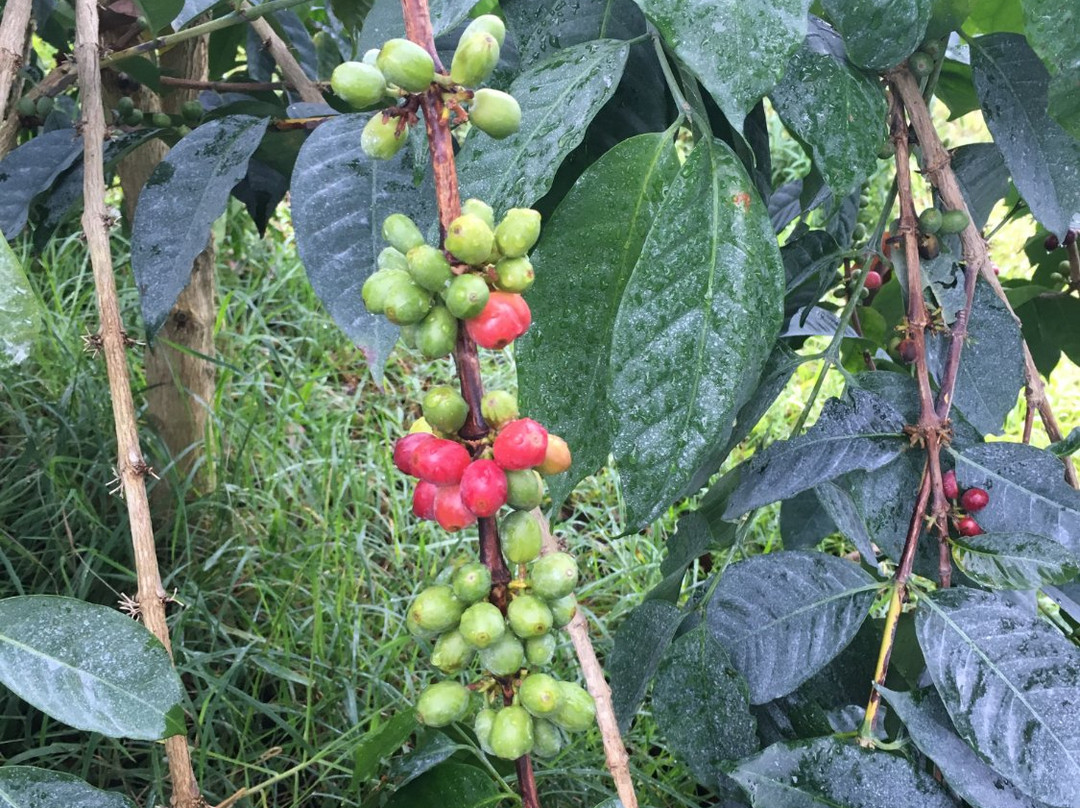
left=242, top=1, right=324, bottom=105
left=73, top=1, right=204, bottom=805
left=0, top=0, right=31, bottom=121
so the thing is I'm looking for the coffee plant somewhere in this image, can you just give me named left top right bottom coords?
left=2, top=0, right=1080, bottom=806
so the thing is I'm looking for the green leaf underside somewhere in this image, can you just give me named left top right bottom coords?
left=952, top=142, right=1010, bottom=231
left=634, top=0, right=810, bottom=126
left=952, top=442, right=1080, bottom=558
left=517, top=132, right=680, bottom=509
left=0, top=238, right=41, bottom=366
left=131, top=115, right=269, bottom=337
left=609, top=599, right=684, bottom=732
left=610, top=138, right=785, bottom=529
left=1021, top=0, right=1080, bottom=139
left=0, top=129, right=83, bottom=240
left=951, top=531, right=1079, bottom=590
left=457, top=39, right=630, bottom=213
left=731, top=736, right=955, bottom=807
left=917, top=587, right=1080, bottom=808
left=0, top=596, right=186, bottom=741
left=0, top=765, right=135, bottom=808
left=724, top=389, right=907, bottom=519
left=821, top=0, right=932, bottom=71
left=707, top=551, right=877, bottom=704
left=651, top=624, right=758, bottom=789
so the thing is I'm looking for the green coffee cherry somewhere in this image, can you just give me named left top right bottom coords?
left=493, top=256, right=534, bottom=293
left=530, top=552, right=579, bottom=600
left=383, top=280, right=432, bottom=325
left=383, top=213, right=426, bottom=254
left=525, top=633, right=557, bottom=667
left=451, top=31, right=500, bottom=88
left=416, top=680, right=471, bottom=727
left=123, top=108, right=144, bottom=126
left=423, top=386, right=469, bottom=433
left=480, top=390, right=518, bottom=428
left=469, top=88, right=521, bottom=139
left=909, top=51, right=934, bottom=78
left=416, top=305, right=458, bottom=359
left=939, top=209, right=970, bottom=234
left=502, top=511, right=542, bottom=564
left=117, top=96, right=135, bottom=115
left=505, top=469, right=544, bottom=510
left=36, top=96, right=54, bottom=117
left=463, top=14, right=506, bottom=47
left=507, top=594, right=553, bottom=638
left=399, top=324, right=418, bottom=348
left=548, top=594, right=577, bottom=628
left=181, top=100, right=203, bottom=123
left=459, top=601, right=506, bottom=649
left=151, top=112, right=172, bottom=128
left=461, top=198, right=495, bottom=230
left=877, top=140, right=896, bottom=159
left=377, top=38, right=435, bottom=93
left=362, top=268, right=411, bottom=314
left=407, top=585, right=463, bottom=637
left=362, top=114, right=409, bottom=160
left=919, top=208, right=943, bottom=235
left=431, top=629, right=474, bottom=673
left=176, top=125, right=192, bottom=136
left=16, top=97, right=36, bottom=117
left=379, top=246, right=410, bottom=273
left=474, top=708, right=497, bottom=754
left=445, top=273, right=490, bottom=319
left=552, top=682, right=595, bottom=733
left=407, top=245, right=453, bottom=291
left=453, top=562, right=492, bottom=603
left=532, top=718, right=563, bottom=758
left=490, top=706, right=534, bottom=760
left=478, top=632, right=524, bottom=676
left=362, top=48, right=380, bottom=66
left=331, top=61, right=387, bottom=109
left=494, top=208, right=541, bottom=258
left=519, top=673, right=563, bottom=717
left=445, top=213, right=495, bottom=265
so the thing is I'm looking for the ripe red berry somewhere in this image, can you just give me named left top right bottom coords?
left=897, top=338, right=918, bottom=364
left=493, top=418, right=549, bottom=470
left=864, top=270, right=882, bottom=291
left=1065, top=230, right=1077, bottom=247
left=413, top=480, right=438, bottom=520
left=414, top=438, right=472, bottom=485
left=394, top=432, right=435, bottom=477
left=465, top=291, right=532, bottom=350
left=960, top=487, right=989, bottom=512
left=1045, top=233, right=1060, bottom=252
left=942, top=469, right=958, bottom=500
left=957, top=516, right=981, bottom=537
left=459, top=459, right=508, bottom=517
left=434, top=485, right=478, bottom=531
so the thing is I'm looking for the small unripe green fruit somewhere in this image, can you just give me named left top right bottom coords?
left=507, top=594, right=553, bottom=638
left=362, top=48, right=380, bottom=66
left=362, top=268, right=411, bottom=314
left=530, top=552, right=579, bottom=600
left=123, top=108, right=144, bottom=126
left=877, top=140, right=896, bottom=159
left=494, top=208, right=541, bottom=257
left=362, top=114, right=408, bottom=160
left=505, top=469, right=544, bottom=510
left=383, top=280, right=432, bottom=325
left=16, top=97, right=36, bottom=117
left=459, top=601, right=506, bottom=649
left=939, top=209, right=970, bottom=234
left=431, top=629, right=474, bottom=673
left=407, top=244, right=453, bottom=291
left=445, top=273, right=491, bottom=319
left=519, top=673, right=563, bottom=717
left=377, top=38, right=435, bottom=93
left=532, top=718, right=563, bottom=758
left=407, top=585, right=463, bottom=637
left=552, top=682, right=595, bottom=733
left=918, top=208, right=943, bottom=235
left=909, top=51, right=934, bottom=78
left=490, top=706, right=534, bottom=760
left=416, top=305, right=458, bottom=359
left=176, top=125, right=192, bottom=136
left=453, top=562, right=492, bottom=603
left=501, top=511, right=542, bottom=563
left=481, top=390, right=518, bottom=428
left=445, top=213, right=495, bottom=265
left=117, top=96, right=135, bottom=115
left=383, top=213, right=426, bottom=254
left=331, top=61, right=387, bottom=109
left=469, top=88, right=521, bottom=139
left=181, top=100, right=203, bottom=122
left=423, top=385, right=469, bottom=433
left=525, top=633, right=557, bottom=667
left=478, top=632, right=524, bottom=676
left=151, top=112, right=172, bottom=128
left=416, top=680, right=471, bottom=727
left=451, top=31, right=500, bottom=88
left=463, top=14, right=506, bottom=47
left=36, top=96, right=54, bottom=117
left=461, top=198, right=495, bottom=230
left=493, top=256, right=534, bottom=292
left=548, top=594, right=577, bottom=628
left=474, top=708, right=497, bottom=754
left=379, top=246, right=410, bottom=273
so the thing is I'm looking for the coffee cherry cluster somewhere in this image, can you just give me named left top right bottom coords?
left=331, top=15, right=522, bottom=160
left=942, top=469, right=988, bottom=537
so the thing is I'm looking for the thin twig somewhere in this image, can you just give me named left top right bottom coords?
left=73, top=0, right=204, bottom=805
left=242, top=1, right=324, bottom=104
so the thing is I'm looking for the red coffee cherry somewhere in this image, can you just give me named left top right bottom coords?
left=957, top=516, right=982, bottom=537
left=394, top=432, right=435, bottom=477
left=434, top=485, right=478, bottom=531
left=413, top=480, right=438, bottom=520
left=864, top=270, right=882, bottom=291
left=1045, top=233, right=1060, bottom=252
left=536, top=434, right=571, bottom=476
left=960, top=487, right=989, bottom=512
left=465, top=291, right=532, bottom=350
left=493, top=418, right=549, bottom=470
left=459, top=459, right=508, bottom=517
left=942, top=469, right=959, bottom=500
left=414, top=438, right=472, bottom=485
left=897, top=338, right=918, bottom=364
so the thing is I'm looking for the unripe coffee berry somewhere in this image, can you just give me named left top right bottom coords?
left=361, top=113, right=408, bottom=160
left=469, top=88, right=521, bottom=139
left=459, top=601, right=506, bottom=648
left=383, top=213, right=426, bottom=254
left=416, top=680, right=471, bottom=727
left=508, top=594, right=553, bottom=638
left=461, top=197, right=495, bottom=229
left=495, top=208, right=542, bottom=258
left=431, top=629, right=474, bottom=673
left=413, top=480, right=438, bottom=520
left=502, top=510, right=542, bottom=563
left=525, top=633, right=556, bottom=666
left=423, top=386, right=469, bottom=433
left=379, top=246, right=410, bottom=273
left=463, top=14, right=506, bottom=47
left=942, top=469, right=959, bottom=500
left=493, top=256, right=535, bottom=292
left=394, top=432, right=435, bottom=476
left=416, top=305, right=458, bottom=359
left=459, top=459, right=508, bottom=517
left=479, top=632, right=525, bottom=676
left=960, top=487, right=989, bottom=512
left=532, top=718, right=563, bottom=758
left=407, top=585, right=463, bottom=636
left=957, top=516, right=982, bottom=537
left=909, top=51, right=934, bottom=78
left=493, top=418, right=549, bottom=470
left=490, top=705, right=534, bottom=759
left=519, top=673, right=563, bottom=717
left=530, top=552, right=579, bottom=600
left=536, top=434, right=572, bottom=475
left=407, top=245, right=453, bottom=291
left=466, top=291, right=531, bottom=350
left=445, top=213, right=495, bottom=265
left=474, top=708, right=496, bottom=754
left=481, top=390, right=519, bottom=428
left=433, top=485, right=478, bottom=531
left=452, top=562, right=492, bottom=603
left=450, top=31, right=500, bottom=88
left=376, top=38, right=435, bottom=93
left=445, top=274, right=491, bottom=319
left=551, top=682, right=595, bottom=733
left=939, top=209, right=970, bottom=234
left=362, top=268, right=411, bottom=314
left=919, top=208, right=943, bottom=235
left=331, top=61, right=387, bottom=108
left=548, top=594, right=577, bottom=628
left=414, top=438, right=471, bottom=485
left=383, top=279, right=432, bottom=324
left=505, top=469, right=544, bottom=510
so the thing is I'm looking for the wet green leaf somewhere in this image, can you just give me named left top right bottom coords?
left=0, top=766, right=134, bottom=808
left=821, top=0, right=932, bottom=71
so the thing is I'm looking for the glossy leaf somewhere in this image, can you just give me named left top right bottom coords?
left=1050, top=427, right=1080, bottom=458
left=1017, top=293, right=1080, bottom=377
left=731, top=736, right=955, bottom=807
left=382, top=762, right=501, bottom=808
left=652, top=624, right=758, bottom=789
left=353, top=710, right=417, bottom=783
left=517, top=132, right=680, bottom=508
left=292, top=114, right=434, bottom=385
left=0, top=596, right=186, bottom=740
left=821, top=0, right=932, bottom=72
left=952, top=143, right=1010, bottom=231
left=952, top=442, right=1080, bottom=557
left=971, top=34, right=1080, bottom=238
left=0, top=238, right=41, bottom=366
left=706, top=551, right=878, bottom=703
left=951, top=531, right=1079, bottom=590
left=937, top=58, right=981, bottom=120
left=610, top=138, right=785, bottom=528
left=724, top=389, right=907, bottom=519
left=173, top=0, right=221, bottom=29
left=136, top=0, right=183, bottom=34
left=635, top=0, right=809, bottom=126
left=779, top=489, right=837, bottom=550
left=813, top=480, right=878, bottom=564
left=609, top=600, right=684, bottom=731
left=0, top=766, right=134, bottom=808
left=1021, top=0, right=1080, bottom=139
left=457, top=39, right=629, bottom=212
left=357, top=0, right=475, bottom=52
left=131, top=115, right=268, bottom=337
left=769, top=43, right=886, bottom=204
left=917, top=587, right=1080, bottom=808
left=0, top=129, right=82, bottom=239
